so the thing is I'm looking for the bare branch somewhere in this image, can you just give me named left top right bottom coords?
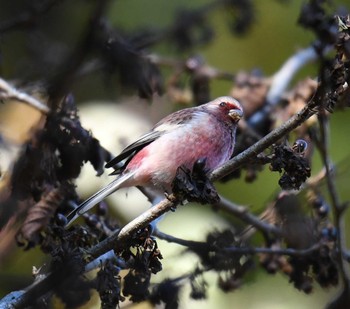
left=267, top=45, right=327, bottom=105
left=216, top=196, right=281, bottom=236
left=88, top=194, right=179, bottom=259
left=317, top=113, right=350, bottom=288
left=154, top=229, right=322, bottom=258
left=0, top=77, right=49, bottom=114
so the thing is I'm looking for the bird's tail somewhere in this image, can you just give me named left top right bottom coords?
left=66, top=173, right=135, bottom=226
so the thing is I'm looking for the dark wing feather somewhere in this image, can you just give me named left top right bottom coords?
left=106, top=106, right=198, bottom=174
left=105, top=130, right=163, bottom=172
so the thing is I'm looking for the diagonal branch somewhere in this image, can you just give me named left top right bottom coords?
left=217, top=196, right=281, bottom=236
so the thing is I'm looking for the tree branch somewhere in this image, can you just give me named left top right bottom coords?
left=267, top=45, right=328, bottom=105
left=0, top=77, right=49, bottom=114
left=215, top=196, right=281, bottom=236
left=317, top=112, right=350, bottom=289
left=154, top=229, right=322, bottom=258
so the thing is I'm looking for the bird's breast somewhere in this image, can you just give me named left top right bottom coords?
left=126, top=116, right=234, bottom=189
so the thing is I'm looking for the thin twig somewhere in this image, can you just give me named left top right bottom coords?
left=216, top=196, right=281, bottom=236
left=0, top=77, right=49, bottom=114
left=85, top=250, right=126, bottom=272
left=154, top=229, right=321, bottom=258
left=317, top=112, right=350, bottom=288
left=2, top=251, right=126, bottom=308
left=147, top=53, right=235, bottom=81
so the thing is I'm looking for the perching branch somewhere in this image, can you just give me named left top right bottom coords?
left=88, top=194, right=179, bottom=259
left=87, top=95, right=320, bottom=261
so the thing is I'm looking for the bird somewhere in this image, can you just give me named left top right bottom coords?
left=66, top=96, right=243, bottom=225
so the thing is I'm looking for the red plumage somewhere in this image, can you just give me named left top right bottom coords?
left=66, top=96, right=243, bottom=225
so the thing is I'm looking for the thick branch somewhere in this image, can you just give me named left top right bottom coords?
left=88, top=195, right=179, bottom=259
left=267, top=46, right=324, bottom=105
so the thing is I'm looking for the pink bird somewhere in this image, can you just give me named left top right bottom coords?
left=66, top=96, right=243, bottom=225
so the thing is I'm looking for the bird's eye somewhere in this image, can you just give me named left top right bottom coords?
left=219, top=102, right=227, bottom=107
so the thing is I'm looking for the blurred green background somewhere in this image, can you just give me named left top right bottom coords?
left=0, top=0, right=350, bottom=308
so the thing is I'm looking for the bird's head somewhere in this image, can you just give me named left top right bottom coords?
left=205, top=96, right=243, bottom=123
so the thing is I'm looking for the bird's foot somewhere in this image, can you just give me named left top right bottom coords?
left=171, top=158, right=220, bottom=205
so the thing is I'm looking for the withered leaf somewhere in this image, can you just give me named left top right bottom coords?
left=16, top=187, right=63, bottom=248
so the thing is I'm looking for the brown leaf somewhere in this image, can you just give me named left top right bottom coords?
left=230, top=71, right=271, bottom=117
left=16, top=187, right=63, bottom=248
left=274, top=78, right=318, bottom=135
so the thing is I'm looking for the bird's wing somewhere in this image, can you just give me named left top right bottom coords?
left=105, top=107, right=199, bottom=173
left=65, top=172, right=136, bottom=226
left=105, top=130, right=164, bottom=171
left=154, top=107, right=197, bottom=129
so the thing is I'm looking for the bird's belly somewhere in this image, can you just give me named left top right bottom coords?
left=131, top=128, right=233, bottom=190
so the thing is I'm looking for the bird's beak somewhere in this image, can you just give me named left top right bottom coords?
left=229, top=109, right=243, bottom=121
